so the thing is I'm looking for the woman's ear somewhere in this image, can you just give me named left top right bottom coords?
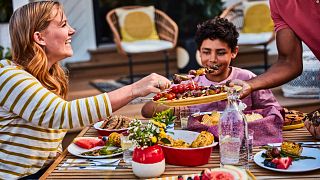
left=231, top=46, right=239, bottom=59
left=33, top=31, right=46, bottom=46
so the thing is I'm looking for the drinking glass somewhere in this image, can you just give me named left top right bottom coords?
left=120, top=136, right=134, bottom=164
left=179, top=108, right=200, bottom=129
left=248, top=130, right=254, bottom=161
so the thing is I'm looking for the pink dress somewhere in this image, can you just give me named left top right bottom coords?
left=187, top=67, right=283, bottom=145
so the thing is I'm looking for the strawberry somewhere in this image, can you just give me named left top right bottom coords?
left=271, top=158, right=279, bottom=164
left=193, top=175, right=200, bottom=180
left=97, top=139, right=106, bottom=146
left=276, top=157, right=293, bottom=169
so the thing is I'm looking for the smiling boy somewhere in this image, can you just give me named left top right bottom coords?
left=142, top=17, right=282, bottom=116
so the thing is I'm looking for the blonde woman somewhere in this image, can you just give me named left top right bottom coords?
left=0, top=1, right=170, bottom=179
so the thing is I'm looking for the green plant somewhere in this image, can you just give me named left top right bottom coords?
left=151, top=109, right=176, bottom=128
left=0, top=45, right=12, bottom=60
left=128, top=119, right=170, bottom=148
left=128, top=119, right=160, bottom=147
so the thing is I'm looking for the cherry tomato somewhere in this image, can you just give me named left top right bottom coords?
left=187, top=83, right=196, bottom=91
left=153, top=93, right=162, bottom=101
left=177, top=84, right=185, bottom=93
left=165, top=93, right=175, bottom=100
left=170, top=86, right=179, bottom=94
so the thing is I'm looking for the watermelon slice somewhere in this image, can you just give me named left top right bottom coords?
left=73, top=137, right=105, bottom=149
left=202, top=168, right=240, bottom=180
left=210, top=168, right=239, bottom=180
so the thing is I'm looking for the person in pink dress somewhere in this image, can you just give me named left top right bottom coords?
left=141, top=17, right=283, bottom=145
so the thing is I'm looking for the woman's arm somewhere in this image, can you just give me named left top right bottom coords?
left=108, top=73, right=171, bottom=111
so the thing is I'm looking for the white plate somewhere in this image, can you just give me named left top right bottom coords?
left=254, top=147, right=320, bottom=172
left=68, top=139, right=122, bottom=159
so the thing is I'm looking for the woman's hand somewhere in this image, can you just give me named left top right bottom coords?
left=131, top=73, right=171, bottom=98
left=228, top=79, right=252, bottom=99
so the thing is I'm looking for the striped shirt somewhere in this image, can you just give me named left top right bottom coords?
left=0, top=60, right=112, bottom=179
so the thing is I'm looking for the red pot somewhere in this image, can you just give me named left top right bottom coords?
left=132, top=145, right=165, bottom=178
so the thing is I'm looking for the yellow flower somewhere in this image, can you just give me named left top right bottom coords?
left=151, top=120, right=161, bottom=127
left=160, top=123, right=166, bottom=129
left=151, top=136, right=157, bottom=143
left=159, top=131, right=166, bottom=138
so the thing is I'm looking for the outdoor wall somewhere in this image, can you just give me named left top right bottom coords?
left=59, top=0, right=96, bottom=63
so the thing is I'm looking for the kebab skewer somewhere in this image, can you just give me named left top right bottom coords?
left=172, top=65, right=219, bottom=84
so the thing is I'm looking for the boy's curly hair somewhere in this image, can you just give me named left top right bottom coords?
left=195, top=17, right=239, bottom=52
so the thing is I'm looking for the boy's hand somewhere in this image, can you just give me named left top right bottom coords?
left=228, top=79, right=252, bottom=99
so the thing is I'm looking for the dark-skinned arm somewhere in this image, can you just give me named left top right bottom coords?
left=235, top=28, right=303, bottom=98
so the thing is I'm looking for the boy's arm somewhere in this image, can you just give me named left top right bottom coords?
left=141, top=101, right=170, bottom=118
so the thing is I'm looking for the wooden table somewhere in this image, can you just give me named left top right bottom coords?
left=41, top=127, right=319, bottom=180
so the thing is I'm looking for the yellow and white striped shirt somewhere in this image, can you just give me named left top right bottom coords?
left=0, top=60, right=112, bottom=179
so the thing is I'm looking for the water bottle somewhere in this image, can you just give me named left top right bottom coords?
left=219, top=87, right=249, bottom=169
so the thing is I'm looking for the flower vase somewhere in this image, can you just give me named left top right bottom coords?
left=132, top=145, right=165, bottom=178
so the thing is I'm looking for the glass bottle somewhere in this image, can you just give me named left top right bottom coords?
left=219, top=87, right=249, bottom=169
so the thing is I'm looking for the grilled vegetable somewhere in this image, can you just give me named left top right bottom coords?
left=281, top=141, right=302, bottom=156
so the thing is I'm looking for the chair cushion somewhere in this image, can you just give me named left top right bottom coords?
left=238, top=32, right=273, bottom=45
left=115, top=6, right=159, bottom=42
left=121, top=40, right=173, bottom=54
left=242, top=1, right=274, bottom=33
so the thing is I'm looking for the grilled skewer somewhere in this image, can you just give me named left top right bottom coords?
left=172, top=66, right=219, bottom=84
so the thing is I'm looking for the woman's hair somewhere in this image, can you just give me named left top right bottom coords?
left=9, top=1, right=68, bottom=98
left=195, top=17, right=239, bottom=52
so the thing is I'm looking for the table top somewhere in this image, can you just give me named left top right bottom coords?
left=40, top=126, right=319, bottom=180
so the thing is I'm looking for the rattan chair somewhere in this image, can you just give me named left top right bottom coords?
left=220, top=1, right=275, bottom=71
left=106, top=6, right=178, bottom=83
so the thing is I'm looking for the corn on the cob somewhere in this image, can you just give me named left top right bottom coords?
left=281, top=141, right=302, bottom=156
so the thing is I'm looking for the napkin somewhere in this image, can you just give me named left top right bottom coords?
left=59, top=158, right=120, bottom=170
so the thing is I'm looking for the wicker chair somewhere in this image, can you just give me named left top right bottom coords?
left=106, top=6, right=178, bottom=83
left=220, top=1, right=275, bottom=71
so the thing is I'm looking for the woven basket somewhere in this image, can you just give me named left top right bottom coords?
left=281, top=51, right=320, bottom=98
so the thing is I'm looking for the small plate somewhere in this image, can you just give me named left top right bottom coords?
left=254, top=147, right=320, bottom=172
left=68, top=138, right=122, bottom=159
left=94, top=121, right=129, bottom=136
